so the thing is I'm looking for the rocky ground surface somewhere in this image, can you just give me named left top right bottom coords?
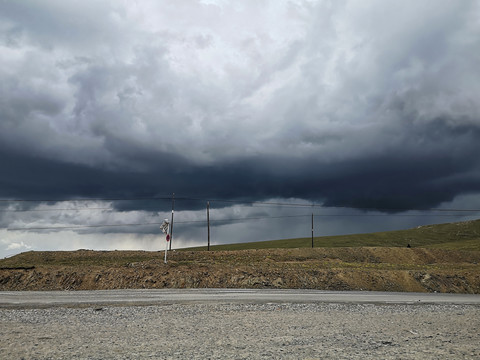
left=1, top=302, right=479, bottom=359
left=1, top=247, right=480, bottom=293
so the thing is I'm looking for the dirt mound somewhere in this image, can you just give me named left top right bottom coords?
left=1, top=247, right=479, bottom=293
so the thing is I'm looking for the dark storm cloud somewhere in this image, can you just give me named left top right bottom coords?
left=2, top=114, right=480, bottom=213
left=1, top=0, right=480, bottom=215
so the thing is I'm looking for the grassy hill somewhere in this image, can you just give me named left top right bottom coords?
left=187, top=219, right=480, bottom=251
left=1, top=219, right=479, bottom=293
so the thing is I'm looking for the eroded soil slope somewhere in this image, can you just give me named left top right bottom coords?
left=1, top=247, right=479, bottom=293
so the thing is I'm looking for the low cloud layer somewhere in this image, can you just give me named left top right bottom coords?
left=1, top=1, right=480, bottom=255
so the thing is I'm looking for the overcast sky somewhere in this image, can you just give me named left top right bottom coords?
left=1, top=0, right=480, bottom=257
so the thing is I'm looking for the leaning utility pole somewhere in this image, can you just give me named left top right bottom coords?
left=169, top=193, right=175, bottom=251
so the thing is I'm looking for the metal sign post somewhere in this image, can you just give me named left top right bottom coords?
left=161, top=219, right=170, bottom=264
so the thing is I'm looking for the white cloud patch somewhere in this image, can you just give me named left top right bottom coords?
left=6, top=241, right=31, bottom=251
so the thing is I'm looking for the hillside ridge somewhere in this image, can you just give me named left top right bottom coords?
left=2, top=219, right=480, bottom=293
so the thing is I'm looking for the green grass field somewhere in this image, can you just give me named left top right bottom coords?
left=186, top=218, right=480, bottom=252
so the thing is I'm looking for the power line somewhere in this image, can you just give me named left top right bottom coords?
left=1, top=194, right=480, bottom=213
left=210, top=214, right=308, bottom=223
left=0, top=196, right=172, bottom=203
left=6, top=222, right=164, bottom=231
left=208, top=213, right=471, bottom=224
left=3, top=201, right=479, bottom=214
left=0, top=207, right=114, bottom=213
left=5, top=212, right=473, bottom=232
left=173, top=196, right=480, bottom=212
left=0, top=204, right=169, bottom=212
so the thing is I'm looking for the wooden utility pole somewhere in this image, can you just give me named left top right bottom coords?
left=311, top=213, right=314, bottom=248
left=207, top=201, right=210, bottom=251
left=169, top=193, right=175, bottom=251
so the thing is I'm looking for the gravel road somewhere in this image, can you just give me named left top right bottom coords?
left=3, top=289, right=480, bottom=307
left=1, top=301, right=479, bottom=359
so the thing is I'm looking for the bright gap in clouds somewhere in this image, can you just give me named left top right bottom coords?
left=2, top=197, right=479, bottom=258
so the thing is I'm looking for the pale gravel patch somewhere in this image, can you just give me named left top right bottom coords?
left=1, top=303, right=479, bottom=359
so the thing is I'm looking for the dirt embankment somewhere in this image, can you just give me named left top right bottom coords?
left=1, top=247, right=479, bottom=293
